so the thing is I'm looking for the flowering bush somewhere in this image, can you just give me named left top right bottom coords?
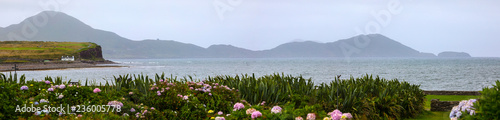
left=1, top=73, right=431, bottom=119
left=464, top=80, right=500, bottom=120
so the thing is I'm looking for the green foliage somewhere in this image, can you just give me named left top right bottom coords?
left=0, top=72, right=26, bottom=84
left=209, top=74, right=426, bottom=119
left=467, top=80, right=500, bottom=120
left=1, top=73, right=428, bottom=119
left=0, top=41, right=95, bottom=61
left=0, top=82, right=23, bottom=119
left=207, top=73, right=315, bottom=105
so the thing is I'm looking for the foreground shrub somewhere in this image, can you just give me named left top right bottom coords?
left=465, top=80, right=500, bottom=120
left=209, top=74, right=426, bottom=119
left=1, top=73, right=425, bottom=119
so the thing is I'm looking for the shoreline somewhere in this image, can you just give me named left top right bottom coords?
left=0, top=61, right=125, bottom=72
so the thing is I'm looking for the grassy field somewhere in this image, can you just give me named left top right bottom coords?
left=406, top=95, right=480, bottom=120
left=0, top=41, right=96, bottom=62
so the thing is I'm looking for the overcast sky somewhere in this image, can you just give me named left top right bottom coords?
left=1, top=0, right=499, bottom=57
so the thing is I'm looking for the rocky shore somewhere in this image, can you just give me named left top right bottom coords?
left=0, top=60, right=122, bottom=72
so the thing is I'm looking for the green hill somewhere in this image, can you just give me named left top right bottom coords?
left=0, top=41, right=101, bottom=63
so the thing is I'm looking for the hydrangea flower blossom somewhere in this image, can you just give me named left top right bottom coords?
left=271, top=106, right=282, bottom=114
left=215, top=117, right=225, bottom=120
left=330, top=109, right=342, bottom=120
left=233, top=103, right=244, bottom=111
left=93, top=88, right=101, bottom=93
left=58, top=84, right=65, bottom=89
left=218, top=111, right=223, bottom=115
left=251, top=111, right=262, bottom=119
left=20, top=86, right=28, bottom=90
left=306, top=113, right=316, bottom=120
left=246, top=108, right=256, bottom=115
left=295, top=116, right=304, bottom=120
left=107, top=101, right=123, bottom=108
left=341, top=113, right=353, bottom=119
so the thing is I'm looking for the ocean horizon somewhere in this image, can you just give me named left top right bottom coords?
left=2, top=57, right=499, bottom=91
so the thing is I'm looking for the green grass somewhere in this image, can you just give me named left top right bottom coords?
left=0, top=41, right=96, bottom=62
left=0, top=47, right=46, bottom=50
left=406, top=95, right=480, bottom=120
left=57, top=43, right=88, bottom=47
left=1, top=60, right=30, bottom=63
left=424, top=95, right=480, bottom=110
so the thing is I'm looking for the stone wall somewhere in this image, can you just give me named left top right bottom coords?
left=423, top=91, right=481, bottom=95
left=430, top=99, right=460, bottom=111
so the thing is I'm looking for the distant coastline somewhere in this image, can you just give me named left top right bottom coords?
left=0, top=60, right=122, bottom=72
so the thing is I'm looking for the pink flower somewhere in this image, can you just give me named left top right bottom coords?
left=183, top=96, right=189, bottom=100
left=341, top=113, right=353, bottom=119
left=47, top=88, right=54, bottom=92
left=107, top=101, right=124, bottom=108
left=218, top=111, right=223, bottom=115
left=159, top=79, right=164, bottom=82
left=271, top=106, right=282, bottom=114
left=189, top=87, right=194, bottom=90
left=45, top=81, right=50, bottom=84
left=129, top=92, right=133, bottom=95
left=77, top=114, right=82, bottom=117
left=20, top=86, right=28, bottom=90
left=260, top=101, right=266, bottom=106
left=233, top=103, right=245, bottom=111
left=93, top=88, right=101, bottom=93
left=251, top=111, right=262, bottom=119
left=215, top=117, right=225, bottom=120
left=306, top=113, right=316, bottom=120
left=58, top=84, right=65, bottom=89
left=295, top=116, right=304, bottom=120
left=331, top=109, right=342, bottom=120
left=130, top=108, right=136, bottom=112
left=58, top=94, right=64, bottom=99
left=246, top=108, right=256, bottom=115
left=209, top=93, right=212, bottom=96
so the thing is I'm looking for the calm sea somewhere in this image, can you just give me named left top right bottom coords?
left=3, top=58, right=500, bottom=91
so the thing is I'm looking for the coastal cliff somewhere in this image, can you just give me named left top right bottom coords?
left=0, top=41, right=106, bottom=63
left=79, top=45, right=104, bottom=60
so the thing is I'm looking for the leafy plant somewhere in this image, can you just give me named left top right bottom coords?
left=467, top=80, right=500, bottom=120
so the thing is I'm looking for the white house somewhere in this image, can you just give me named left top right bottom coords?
left=61, top=56, right=75, bottom=61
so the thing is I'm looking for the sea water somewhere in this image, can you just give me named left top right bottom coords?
left=3, top=57, right=499, bottom=91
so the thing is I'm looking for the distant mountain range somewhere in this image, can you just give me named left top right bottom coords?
left=0, top=11, right=470, bottom=58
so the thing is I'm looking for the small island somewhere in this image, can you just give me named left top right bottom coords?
left=438, top=51, right=472, bottom=57
left=0, top=41, right=119, bottom=71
